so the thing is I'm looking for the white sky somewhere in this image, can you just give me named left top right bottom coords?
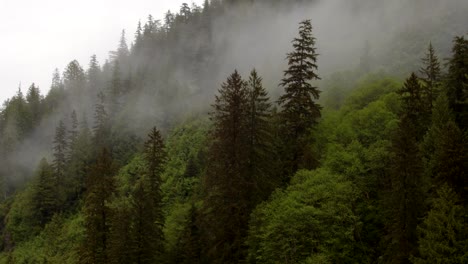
left=0, top=0, right=203, bottom=103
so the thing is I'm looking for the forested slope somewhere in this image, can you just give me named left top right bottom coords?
left=0, top=0, right=467, bottom=263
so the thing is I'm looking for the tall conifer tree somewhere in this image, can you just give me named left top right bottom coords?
left=278, top=19, right=321, bottom=176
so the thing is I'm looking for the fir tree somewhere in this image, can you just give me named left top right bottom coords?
left=278, top=19, right=321, bottom=176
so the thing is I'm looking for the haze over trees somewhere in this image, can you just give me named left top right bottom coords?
left=0, top=0, right=467, bottom=263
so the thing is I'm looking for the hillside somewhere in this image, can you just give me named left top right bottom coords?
left=0, top=0, right=467, bottom=263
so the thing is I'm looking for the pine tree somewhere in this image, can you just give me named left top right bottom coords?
left=411, top=185, right=468, bottom=264
left=81, top=148, right=116, bottom=264
left=419, top=43, right=441, bottom=110
left=446, top=36, right=468, bottom=130
left=278, top=19, right=321, bottom=176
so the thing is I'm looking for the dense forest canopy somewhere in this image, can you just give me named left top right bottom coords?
left=0, top=0, right=467, bottom=263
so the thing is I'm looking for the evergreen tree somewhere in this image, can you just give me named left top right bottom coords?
left=246, top=69, right=276, bottom=201
left=87, top=55, right=101, bottom=93
left=397, top=73, right=427, bottom=138
left=175, top=204, right=201, bottom=264
left=446, top=36, right=468, bottom=130
left=278, top=19, right=321, bottom=176
left=45, top=68, right=65, bottom=113
left=141, top=127, right=167, bottom=259
left=108, top=61, right=123, bottom=115
left=53, top=120, right=68, bottom=182
left=63, top=60, right=86, bottom=91
left=130, top=177, right=161, bottom=264
left=202, top=70, right=251, bottom=263
left=25, top=83, right=43, bottom=129
left=31, top=158, right=58, bottom=227
left=81, top=148, right=116, bottom=264
left=411, top=185, right=468, bottom=264
left=93, top=92, right=110, bottom=148
left=65, top=116, right=93, bottom=204
left=384, top=116, right=425, bottom=264
left=419, top=43, right=441, bottom=110
left=421, top=94, right=467, bottom=199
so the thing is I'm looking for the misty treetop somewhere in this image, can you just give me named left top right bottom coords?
left=0, top=0, right=467, bottom=263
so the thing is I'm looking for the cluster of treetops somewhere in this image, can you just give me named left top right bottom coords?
left=0, top=1, right=467, bottom=264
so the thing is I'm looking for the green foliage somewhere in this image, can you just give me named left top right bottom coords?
left=411, top=185, right=468, bottom=264
left=247, top=169, right=358, bottom=263
left=1, top=214, right=84, bottom=264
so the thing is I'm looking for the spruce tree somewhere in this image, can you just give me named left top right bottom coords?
left=141, top=127, right=167, bottom=259
left=278, top=19, right=321, bottom=176
left=202, top=70, right=250, bottom=263
left=81, top=148, right=116, bottom=264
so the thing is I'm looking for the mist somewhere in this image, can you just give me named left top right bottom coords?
left=1, top=0, right=467, bottom=189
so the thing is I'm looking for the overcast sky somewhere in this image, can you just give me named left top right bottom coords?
left=0, top=0, right=203, bottom=103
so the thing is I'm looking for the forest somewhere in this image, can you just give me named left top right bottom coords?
left=0, top=0, right=467, bottom=263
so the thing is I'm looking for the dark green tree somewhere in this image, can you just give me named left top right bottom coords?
left=93, top=92, right=110, bottom=149
left=446, top=36, right=468, bottom=130
left=25, top=83, right=43, bottom=129
left=202, top=70, right=251, bottom=263
left=246, top=69, right=276, bottom=201
left=384, top=116, right=425, bottom=264
left=31, top=158, right=58, bottom=227
left=81, top=148, right=116, bottom=264
left=419, top=43, right=441, bottom=110
left=53, top=120, right=68, bottom=183
left=141, top=127, right=167, bottom=259
left=397, top=73, right=427, bottom=138
left=277, top=19, right=321, bottom=176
